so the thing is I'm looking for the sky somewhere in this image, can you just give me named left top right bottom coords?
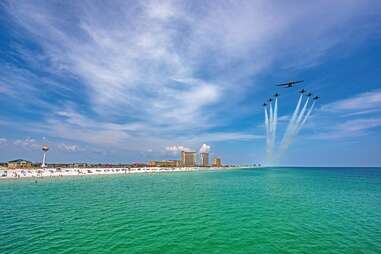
left=0, top=0, right=381, bottom=166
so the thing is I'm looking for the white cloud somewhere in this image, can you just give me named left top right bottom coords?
left=313, top=117, right=381, bottom=139
left=188, top=132, right=264, bottom=143
left=311, top=90, right=381, bottom=139
left=5, top=1, right=376, bottom=122
left=199, top=144, right=211, bottom=153
left=57, top=143, right=80, bottom=152
left=165, top=145, right=193, bottom=154
left=14, top=138, right=40, bottom=149
left=321, top=89, right=381, bottom=113
left=0, top=138, right=7, bottom=145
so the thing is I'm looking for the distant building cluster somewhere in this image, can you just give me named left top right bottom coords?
left=147, top=144, right=223, bottom=168
left=149, top=149, right=221, bottom=168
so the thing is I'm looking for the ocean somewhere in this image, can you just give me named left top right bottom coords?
left=1, top=167, right=380, bottom=253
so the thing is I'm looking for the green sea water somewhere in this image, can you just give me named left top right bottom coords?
left=1, top=167, right=380, bottom=253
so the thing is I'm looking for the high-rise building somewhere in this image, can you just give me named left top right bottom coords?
left=213, top=158, right=222, bottom=167
left=200, top=152, right=209, bottom=167
left=181, top=151, right=196, bottom=167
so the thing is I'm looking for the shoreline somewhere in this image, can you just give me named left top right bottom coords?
left=0, top=166, right=247, bottom=180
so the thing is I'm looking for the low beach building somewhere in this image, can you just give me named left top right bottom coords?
left=148, top=160, right=180, bottom=167
left=7, top=159, right=33, bottom=169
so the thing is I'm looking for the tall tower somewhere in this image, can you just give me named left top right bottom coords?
left=181, top=150, right=196, bottom=167
left=42, top=144, right=49, bottom=167
left=200, top=152, right=209, bottom=167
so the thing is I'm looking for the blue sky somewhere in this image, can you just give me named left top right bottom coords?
left=0, top=1, right=381, bottom=166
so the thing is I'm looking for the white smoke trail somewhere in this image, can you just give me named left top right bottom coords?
left=264, top=107, right=270, bottom=150
left=266, top=103, right=274, bottom=163
left=293, top=97, right=309, bottom=133
left=271, top=98, right=278, bottom=151
left=280, top=94, right=303, bottom=149
left=296, top=101, right=316, bottom=133
left=269, top=102, right=273, bottom=131
left=278, top=100, right=316, bottom=159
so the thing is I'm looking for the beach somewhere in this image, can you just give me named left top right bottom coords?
left=0, top=166, right=233, bottom=179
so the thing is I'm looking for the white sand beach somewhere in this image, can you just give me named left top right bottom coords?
left=0, top=167, right=235, bottom=180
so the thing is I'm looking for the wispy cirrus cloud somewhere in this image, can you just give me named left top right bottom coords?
left=13, top=138, right=40, bottom=149
left=321, top=89, right=381, bottom=114
left=57, top=143, right=80, bottom=152
left=313, top=117, right=381, bottom=139
left=165, top=145, right=193, bottom=154
left=310, top=89, right=381, bottom=140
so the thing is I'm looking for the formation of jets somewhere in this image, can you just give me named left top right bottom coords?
left=262, top=80, right=320, bottom=106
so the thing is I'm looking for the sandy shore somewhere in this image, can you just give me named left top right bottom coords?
left=0, top=167, right=236, bottom=180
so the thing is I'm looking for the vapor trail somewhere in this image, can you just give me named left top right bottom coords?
left=264, top=107, right=270, bottom=148
left=296, top=101, right=316, bottom=133
left=280, top=94, right=303, bottom=148
left=294, top=97, right=309, bottom=132
left=268, top=102, right=274, bottom=162
left=269, top=102, right=273, bottom=131
left=271, top=98, right=278, bottom=151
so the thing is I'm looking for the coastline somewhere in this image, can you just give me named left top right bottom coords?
left=0, top=166, right=246, bottom=180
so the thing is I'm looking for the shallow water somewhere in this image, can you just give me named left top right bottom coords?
left=1, top=167, right=381, bottom=253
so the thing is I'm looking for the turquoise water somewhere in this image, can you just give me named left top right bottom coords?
left=1, top=167, right=381, bottom=253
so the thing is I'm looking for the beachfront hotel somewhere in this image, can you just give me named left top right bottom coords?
left=213, top=158, right=222, bottom=167
left=181, top=151, right=196, bottom=167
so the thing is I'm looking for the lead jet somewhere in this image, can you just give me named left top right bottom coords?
left=299, top=89, right=306, bottom=94
left=276, top=80, right=304, bottom=88
left=273, top=93, right=280, bottom=97
left=313, top=96, right=320, bottom=100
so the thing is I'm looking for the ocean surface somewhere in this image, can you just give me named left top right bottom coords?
left=1, top=167, right=380, bottom=253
